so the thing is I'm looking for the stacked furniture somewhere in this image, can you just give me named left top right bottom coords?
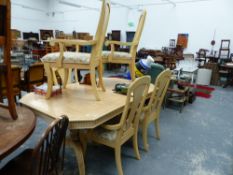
left=41, top=0, right=111, bottom=100
left=102, top=11, right=147, bottom=80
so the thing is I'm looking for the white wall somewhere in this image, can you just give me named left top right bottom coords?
left=47, top=1, right=128, bottom=40
left=11, top=0, right=49, bottom=34
left=10, top=0, right=233, bottom=54
left=129, top=0, right=233, bottom=53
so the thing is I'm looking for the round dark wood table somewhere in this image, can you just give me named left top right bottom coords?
left=0, top=106, right=36, bottom=160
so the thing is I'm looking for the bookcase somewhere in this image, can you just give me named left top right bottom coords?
left=0, top=0, right=18, bottom=120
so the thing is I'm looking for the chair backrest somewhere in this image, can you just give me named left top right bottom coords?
left=148, top=69, right=171, bottom=114
left=119, top=76, right=150, bottom=135
left=130, top=10, right=147, bottom=56
left=91, top=0, right=111, bottom=64
left=24, top=63, right=44, bottom=91
left=197, top=49, right=207, bottom=58
left=31, top=115, right=69, bottom=175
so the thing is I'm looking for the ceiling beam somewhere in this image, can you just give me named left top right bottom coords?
left=163, top=0, right=176, bottom=7
left=59, top=0, right=99, bottom=11
left=128, top=0, right=213, bottom=8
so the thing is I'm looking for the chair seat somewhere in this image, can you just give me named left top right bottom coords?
left=102, top=51, right=132, bottom=59
left=41, top=52, right=91, bottom=64
left=93, top=127, right=117, bottom=141
left=0, top=149, right=33, bottom=175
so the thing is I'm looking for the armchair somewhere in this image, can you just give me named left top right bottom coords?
left=41, top=0, right=111, bottom=100
left=102, top=10, right=147, bottom=80
left=89, top=76, right=150, bottom=175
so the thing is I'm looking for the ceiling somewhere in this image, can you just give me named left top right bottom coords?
left=57, top=0, right=213, bottom=10
left=11, top=0, right=214, bottom=13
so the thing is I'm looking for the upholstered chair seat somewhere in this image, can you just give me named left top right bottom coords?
left=41, top=52, right=91, bottom=64
left=102, top=51, right=132, bottom=60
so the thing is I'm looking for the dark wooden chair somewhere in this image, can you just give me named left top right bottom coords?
left=0, top=66, right=21, bottom=102
left=196, top=48, right=208, bottom=67
left=0, top=115, right=69, bottom=175
left=21, top=63, right=45, bottom=92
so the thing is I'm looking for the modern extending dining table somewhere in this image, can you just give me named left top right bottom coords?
left=20, top=77, right=154, bottom=175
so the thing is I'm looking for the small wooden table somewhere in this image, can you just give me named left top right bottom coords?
left=20, top=77, right=154, bottom=175
left=0, top=106, right=36, bottom=160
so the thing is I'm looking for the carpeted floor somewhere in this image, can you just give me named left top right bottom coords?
left=1, top=84, right=233, bottom=175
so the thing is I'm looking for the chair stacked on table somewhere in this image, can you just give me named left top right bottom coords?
left=41, top=0, right=111, bottom=101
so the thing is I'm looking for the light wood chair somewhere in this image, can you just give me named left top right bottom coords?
left=140, top=69, right=171, bottom=151
left=41, top=0, right=111, bottom=100
left=89, top=76, right=150, bottom=175
left=102, top=10, right=147, bottom=80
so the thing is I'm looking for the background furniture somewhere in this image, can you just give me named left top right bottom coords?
left=102, top=10, right=147, bottom=80
left=147, top=63, right=164, bottom=83
left=0, top=66, right=21, bottom=102
left=166, top=79, right=190, bottom=113
left=196, top=48, right=208, bottom=67
left=20, top=77, right=155, bottom=175
left=0, top=106, right=36, bottom=160
left=0, top=116, right=68, bottom=175
left=40, top=29, right=53, bottom=40
left=203, top=62, right=219, bottom=86
left=140, top=70, right=171, bottom=151
left=196, top=68, right=212, bottom=85
left=126, top=31, right=135, bottom=42
left=177, top=33, right=189, bottom=48
left=0, top=0, right=18, bottom=119
left=21, top=63, right=45, bottom=92
left=89, top=76, right=150, bottom=175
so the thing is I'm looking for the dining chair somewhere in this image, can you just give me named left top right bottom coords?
left=21, top=62, right=45, bottom=92
left=0, top=115, right=69, bottom=175
left=102, top=10, right=147, bottom=80
left=88, top=76, right=150, bottom=175
left=140, top=69, right=171, bottom=151
left=0, top=66, right=21, bottom=102
left=41, top=0, right=111, bottom=100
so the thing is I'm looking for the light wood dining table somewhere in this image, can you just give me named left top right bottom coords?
left=20, top=77, right=154, bottom=175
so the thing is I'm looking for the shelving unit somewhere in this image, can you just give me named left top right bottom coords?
left=0, top=0, right=18, bottom=120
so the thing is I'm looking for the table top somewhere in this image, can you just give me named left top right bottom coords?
left=20, top=78, right=154, bottom=129
left=0, top=106, right=36, bottom=160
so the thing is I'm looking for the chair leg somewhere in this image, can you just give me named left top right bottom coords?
left=142, top=120, right=149, bottom=152
left=97, top=63, right=106, bottom=91
left=115, top=146, right=124, bottom=175
left=63, top=68, right=69, bottom=89
left=129, top=63, right=135, bottom=80
left=133, top=131, right=141, bottom=159
left=44, top=63, right=53, bottom=99
left=154, top=117, right=160, bottom=140
left=90, top=67, right=100, bottom=101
